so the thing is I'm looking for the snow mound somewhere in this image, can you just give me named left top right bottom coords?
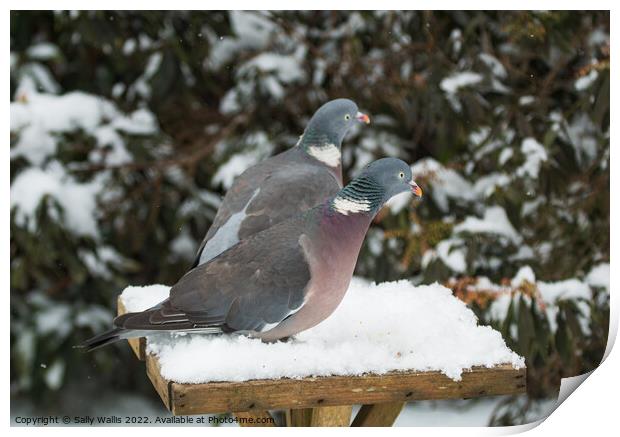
left=121, top=278, right=524, bottom=383
left=121, top=284, right=171, bottom=312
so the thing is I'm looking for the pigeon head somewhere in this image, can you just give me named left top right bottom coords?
left=299, top=99, right=369, bottom=165
left=331, top=158, right=422, bottom=216
left=361, top=157, right=423, bottom=201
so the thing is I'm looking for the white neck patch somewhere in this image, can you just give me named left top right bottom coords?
left=332, top=196, right=371, bottom=215
left=307, top=143, right=341, bottom=168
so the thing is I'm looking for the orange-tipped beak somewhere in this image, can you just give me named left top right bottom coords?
left=356, top=111, right=370, bottom=124
left=410, top=181, right=423, bottom=198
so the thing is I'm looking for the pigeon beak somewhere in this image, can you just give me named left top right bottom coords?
left=410, top=181, right=423, bottom=198
left=356, top=111, right=370, bottom=124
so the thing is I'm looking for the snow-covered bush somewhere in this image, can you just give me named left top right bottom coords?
left=10, top=11, right=608, bottom=424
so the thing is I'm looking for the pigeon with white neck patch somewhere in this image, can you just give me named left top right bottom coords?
left=192, top=98, right=370, bottom=267
left=81, top=158, right=422, bottom=350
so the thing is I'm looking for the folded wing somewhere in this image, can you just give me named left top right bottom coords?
left=116, top=215, right=313, bottom=333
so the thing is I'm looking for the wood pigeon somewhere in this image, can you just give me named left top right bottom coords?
left=82, top=158, right=422, bottom=350
left=192, top=98, right=370, bottom=267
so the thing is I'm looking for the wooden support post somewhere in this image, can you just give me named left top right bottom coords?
left=351, top=402, right=406, bottom=427
left=287, top=406, right=351, bottom=426
left=287, top=408, right=313, bottom=426
left=310, top=406, right=352, bottom=426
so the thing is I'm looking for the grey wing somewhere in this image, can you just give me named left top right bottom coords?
left=170, top=216, right=312, bottom=331
left=190, top=172, right=268, bottom=268
left=238, top=165, right=340, bottom=240
left=190, top=150, right=296, bottom=269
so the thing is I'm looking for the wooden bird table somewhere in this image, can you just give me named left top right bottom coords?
left=118, top=298, right=526, bottom=427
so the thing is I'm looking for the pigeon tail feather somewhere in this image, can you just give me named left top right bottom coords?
left=79, top=327, right=125, bottom=352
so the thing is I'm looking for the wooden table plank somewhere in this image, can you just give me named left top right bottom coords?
left=146, top=352, right=172, bottom=411
left=351, top=402, right=405, bottom=427
left=143, top=354, right=526, bottom=416
left=117, top=297, right=146, bottom=361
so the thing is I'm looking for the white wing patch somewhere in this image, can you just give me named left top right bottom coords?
left=258, top=234, right=312, bottom=337
left=199, top=188, right=260, bottom=265
left=332, top=196, right=371, bottom=215
left=307, top=143, right=341, bottom=167
left=259, top=302, right=305, bottom=333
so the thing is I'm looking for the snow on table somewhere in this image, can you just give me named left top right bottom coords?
left=120, top=278, right=524, bottom=384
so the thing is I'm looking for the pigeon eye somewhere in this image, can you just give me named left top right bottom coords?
left=344, top=114, right=351, bottom=121
left=399, top=172, right=405, bottom=179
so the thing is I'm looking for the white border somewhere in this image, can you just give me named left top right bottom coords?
left=3, top=4, right=616, bottom=436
